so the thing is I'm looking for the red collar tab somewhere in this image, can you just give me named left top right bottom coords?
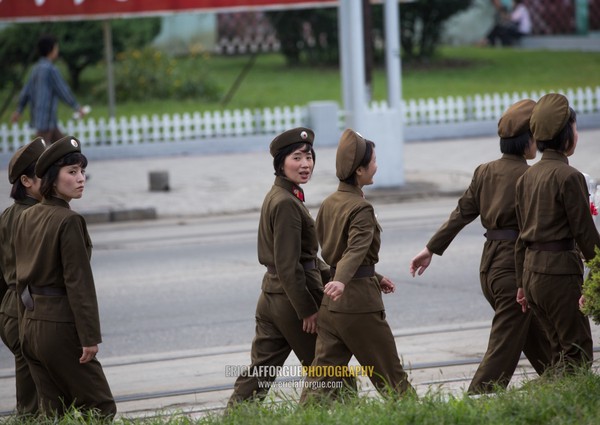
left=293, top=187, right=305, bottom=202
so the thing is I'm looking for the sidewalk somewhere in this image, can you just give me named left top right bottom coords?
left=2, top=129, right=599, bottom=221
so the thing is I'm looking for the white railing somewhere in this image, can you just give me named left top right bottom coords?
left=371, top=86, right=600, bottom=125
left=2, top=86, right=599, bottom=153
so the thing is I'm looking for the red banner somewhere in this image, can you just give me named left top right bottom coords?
left=0, top=0, right=338, bottom=22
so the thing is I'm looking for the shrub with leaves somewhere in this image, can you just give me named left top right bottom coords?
left=97, top=47, right=221, bottom=102
left=582, top=246, right=600, bottom=324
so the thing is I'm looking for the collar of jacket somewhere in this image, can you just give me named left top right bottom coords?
left=541, top=149, right=569, bottom=164
left=42, top=196, right=71, bottom=209
left=274, top=176, right=305, bottom=202
left=16, top=196, right=39, bottom=207
left=501, top=153, right=527, bottom=163
left=337, top=181, right=364, bottom=197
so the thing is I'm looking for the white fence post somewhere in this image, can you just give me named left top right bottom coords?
left=2, top=86, right=600, bottom=155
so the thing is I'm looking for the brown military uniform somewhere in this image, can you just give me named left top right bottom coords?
left=15, top=196, right=115, bottom=417
left=0, top=197, right=39, bottom=414
left=302, top=182, right=413, bottom=398
left=427, top=154, right=551, bottom=393
left=228, top=176, right=323, bottom=405
left=516, top=149, right=600, bottom=368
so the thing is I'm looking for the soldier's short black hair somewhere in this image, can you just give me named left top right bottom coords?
left=10, top=162, right=36, bottom=201
left=40, top=152, right=88, bottom=199
left=499, top=132, right=531, bottom=156
left=273, top=142, right=316, bottom=177
left=38, top=34, right=58, bottom=57
left=536, top=107, right=577, bottom=153
left=342, top=140, right=375, bottom=186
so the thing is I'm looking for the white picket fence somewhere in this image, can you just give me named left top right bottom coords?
left=1, top=86, right=599, bottom=154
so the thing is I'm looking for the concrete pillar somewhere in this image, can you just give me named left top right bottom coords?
left=575, top=0, right=589, bottom=35
left=365, top=108, right=404, bottom=187
left=307, top=101, right=340, bottom=147
left=340, top=0, right=367, bottom=131
left=374, top=0, right=405, bottom=188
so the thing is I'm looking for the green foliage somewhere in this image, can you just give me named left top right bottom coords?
left=0, top=18, right=161, bottom=94
left=0, top=24, right=41, bottom=117
left=400, top=0, right=473, bottom=60
left=2, top=369, right=600, bottom=423
left=98, top=47, right=221, bottom=102
left=266, top=8, right=339, bottom=66
left=267, top=1, right=472, bottom=67
left=582, top=246, right=600, bottom=324
left=203, top=370, right=600, bottom=425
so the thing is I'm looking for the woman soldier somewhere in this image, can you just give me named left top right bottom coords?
left=515, top=93, right=600, bottom=372
left=301, top=129, right=413, bottom=401
left=14, top=136, right=116, bottom=418
left=227, top=127, right=324, bottom=406
left=0, top=137, right=46, bottom=415
left=409, top=100, right=551, bottom=394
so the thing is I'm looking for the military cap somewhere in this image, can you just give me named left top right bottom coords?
left=35, top=136, right=82, bottom=178
left=497, top=99, right=536, bottom=138
left=336, top=129, right=367, bottom=181
left=269, top=127, right=314, bottom=157
left=530, top=93, right=571, bottom=142
left=8, top=137, right=47, bottom=184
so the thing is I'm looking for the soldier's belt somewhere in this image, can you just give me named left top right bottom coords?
left=29, top=285, right=67, bottom=296
left=266, top=259, right=317, bottom=274
left=21, top=285, right=67, bottom=311
left=527, top=239, right=575, bottom=252
left=484, top=229, right=519, bottom=241
left=330, top=265, right=375, bottom=279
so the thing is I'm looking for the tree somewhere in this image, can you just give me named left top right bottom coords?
left=268, top=1, right=473, bottom=66
left=0, top=17, right=161, bottom=110
left=51, top=18, right=161, bottom=91
left=266, top=8, right=339, bottom=66
left=400, top=0, right=472, bottom=60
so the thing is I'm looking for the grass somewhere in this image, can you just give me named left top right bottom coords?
left=2, top=46, right=600, bottom=124
left=3, top=369, right=600, bottom=424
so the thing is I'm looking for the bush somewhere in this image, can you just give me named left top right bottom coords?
left=582, top=246, right=600, bottom=324
left=96, top=47, right=221, bottom=102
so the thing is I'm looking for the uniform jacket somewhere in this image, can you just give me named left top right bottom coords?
left=427, top=154, right=528, bottom=272
left=515, top=150, right=600, bottom=286
left=258, top=176, right=323, bottom=319
left=0, top=197, right=38, bottom=319
left=15, top=196, right=101, bottom=347
left=316, top=182, right=384, bottom=313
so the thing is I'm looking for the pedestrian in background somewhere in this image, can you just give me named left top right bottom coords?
left=409, top=100, right=551, bottom=394
left=14, top=136, right=115, bottom=418
left=515, top=93, right=600, bottom=372
left=482, top=0, right=532, bottom=46
left=0, top=137, right=46, bottom=416
left=227, top=127, right=324, bottom=407
left=301, top=129, right=413, bottom=402
left=11, top=34, right=87, bottom=144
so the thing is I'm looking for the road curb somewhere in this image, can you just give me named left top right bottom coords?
left=81, top=207, right=157, bottom=224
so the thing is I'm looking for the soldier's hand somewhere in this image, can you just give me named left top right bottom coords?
left=80, top=345, right=99, bottom=364
left=409, top=247, right=433, bottom=277
left=303, top=312, right=318, bottom=334
left=380, top=276, right=395, bottom=294
left=10, top=111, right=20, bottom=123
left=324, top=281, right=345, bottom=301
left=516, top=287, right=528, bottom=313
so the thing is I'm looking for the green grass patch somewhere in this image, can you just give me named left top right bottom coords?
left=2, top=46, right=600, bottom=124
left=3, top=369, right=600, bottom=424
